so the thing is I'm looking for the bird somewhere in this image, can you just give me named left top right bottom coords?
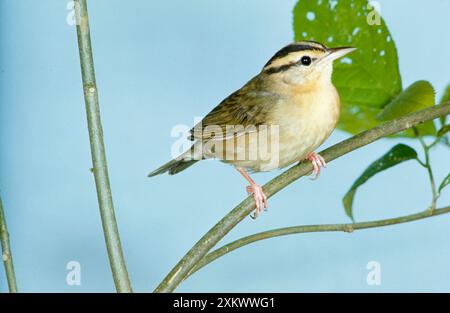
left=148, top=41, right=356, bottom=218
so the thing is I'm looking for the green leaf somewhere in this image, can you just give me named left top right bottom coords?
left=343, top=144, right=418, bottom=221
left=293, top=0, right=402, bottom=135
left=377, top=81, right=435, bottom=120
left=438, top=173, right=450, bottom=194
left=439, top=83, right=450, bottom=126
left=377, top=80, right=436, bottom=136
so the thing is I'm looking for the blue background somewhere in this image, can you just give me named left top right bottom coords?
left=1, top=0, right=449, bottom=292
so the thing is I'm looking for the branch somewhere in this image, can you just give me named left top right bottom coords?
left=0, top=194, right=18, bottom=292
left=74, top=0, right=132, bottom=292
left=154, top=102, right=450, bottom=293
left=188, top=205, right=450, bottom=277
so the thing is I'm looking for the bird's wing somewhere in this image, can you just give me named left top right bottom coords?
left=190, top=77, right=281, bottom=141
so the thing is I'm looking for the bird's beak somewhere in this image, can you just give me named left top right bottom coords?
left=320, top=47, right=357, bottom=64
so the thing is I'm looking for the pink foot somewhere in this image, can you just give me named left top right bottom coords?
left=307, top=152, right=326, bottom=179
left=246, top=184, right=268, bottom=219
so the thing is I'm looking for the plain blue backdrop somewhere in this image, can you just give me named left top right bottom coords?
left=1, top=0, right=449, bottom=292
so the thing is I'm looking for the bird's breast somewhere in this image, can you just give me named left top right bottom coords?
left=263, top=84, right=340, bottom=170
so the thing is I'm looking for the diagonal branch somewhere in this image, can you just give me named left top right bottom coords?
left=154, top=102, right=450, bottom=293
left=74, top=0, right=132, bottom=292
left=0, top=194, right=18, bottom=293
left=188, top=205, right=450, bottom=277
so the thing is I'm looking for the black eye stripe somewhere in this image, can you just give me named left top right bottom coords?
left=265, top=55, right=316, bottom=74
left=265, top=55, right=318, bottom=74
left=265, top=62, right=297, bottom=74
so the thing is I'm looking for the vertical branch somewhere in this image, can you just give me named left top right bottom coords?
left=74, top=0, right=132, bottom=292
left=0, top=194, right=18, bottom=293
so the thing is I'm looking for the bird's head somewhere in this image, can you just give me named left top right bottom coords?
left=262, top=41, right=356, bottom=86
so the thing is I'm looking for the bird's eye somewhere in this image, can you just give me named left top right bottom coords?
left=300, top=56, right=312, bottom=66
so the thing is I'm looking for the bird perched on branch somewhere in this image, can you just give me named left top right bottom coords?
left=149, top=41, right=355, bottom=218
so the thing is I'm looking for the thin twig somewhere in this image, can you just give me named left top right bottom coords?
left=0, top=194, right=18, bottom=293
left=415, top=128, right=438, bottom=210
left=154, top=103, right=450, bottom=293
left=74, top=0, right=132, bottom=292
left=428, top=137, right=442, bottom=149
left=188, top=206, right=450, bottom=278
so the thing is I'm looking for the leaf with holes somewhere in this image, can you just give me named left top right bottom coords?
left=294, top=0, right=402, bottom=135
left=377, top=80, right=436, bottom=136
left=343, top=144, right=418, bottom=221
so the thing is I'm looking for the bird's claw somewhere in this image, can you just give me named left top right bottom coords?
left=307, top=152, right=326, bottom=180
left=246, top=184, right=268, bottom=219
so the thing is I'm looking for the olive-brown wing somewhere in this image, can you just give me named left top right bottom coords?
left=190, top=79, right=280, bottom=141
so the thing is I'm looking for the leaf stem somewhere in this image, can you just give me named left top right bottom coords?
left=74, top=0, right=132, bottom=292
left=0, top=194, right=18, bottom=293
left=154, top=103, right=450, bottom=293
left=188, top=205, right=450, bottom=278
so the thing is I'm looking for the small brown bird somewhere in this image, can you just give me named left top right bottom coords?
left=149, top=41, right=355, bottom=218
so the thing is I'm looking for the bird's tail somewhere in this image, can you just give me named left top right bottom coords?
left=147, top=158, right=198, bottom=177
